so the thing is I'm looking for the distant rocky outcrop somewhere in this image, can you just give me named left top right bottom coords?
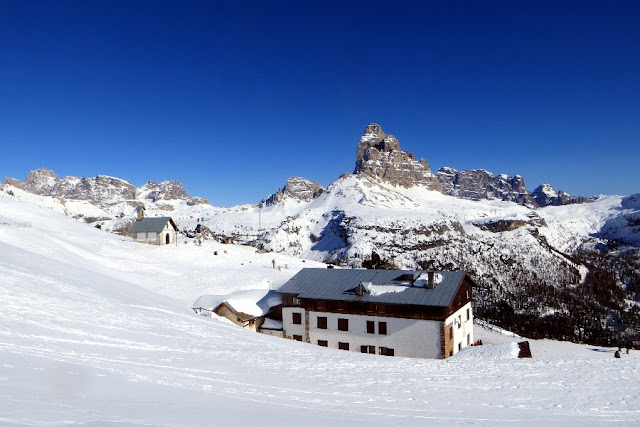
left=22, top=168, right=137, bottom=201
left=263, top=176, right=324, bottom=206
left=3, top=177, right=23, bottom=189
left=530, top=184, right=592, bottom=207
left=437, top=167, right=535, bottom=206
left=354, top=123, right=442, bottom=192
left=5, top=168, right=207, bottom=205
left=436, top=168, right=592, bottom=208
left=138, top=180, right=209, bottom=205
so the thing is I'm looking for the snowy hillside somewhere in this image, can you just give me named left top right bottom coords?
left=4, top=171, right=640, bottom=347
left=1, top=190, right=640, bottom=425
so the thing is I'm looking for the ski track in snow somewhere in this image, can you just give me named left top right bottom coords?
left=1, top=191, right=640, bottom=425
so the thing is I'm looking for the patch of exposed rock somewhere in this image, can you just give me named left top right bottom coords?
left=354, top=123, right=442, bottom=191
left=474, top=219, right=529, bottom=233
left=138, top=180, right=209, bottom=205
left=6, top=168, right=208, bottom=205
left=3, top=177, right=23, bottom=189
left=263, top=176, right=325, bottom=206
left=531, top=184, right=592, bottom=207
left=437, top=167, right=534, bottom=205
left=21, top=168, right=137, bottom=200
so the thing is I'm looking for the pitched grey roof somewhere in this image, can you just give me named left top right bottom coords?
left=277, top=268, right=467, bottom=307
left=128, top=217, right=175, bottom=233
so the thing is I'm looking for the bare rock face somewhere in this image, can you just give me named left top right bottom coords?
left=138, top=180, right=209, bottom=205
left=354, top=123, right=442, bottom=191
left=437, top=167, right=535, bottom=205
left=57, top=175, right=137, bottom=201
left=531, top=184, right=592, bottom=207
left=23, top=168, right=60, bottom=195
left=11, top=168, right=208, bottom=205
left=3, top=177, right=23, bottom=189
left=21, top=168, right=136, bottom=200
left=264, top=176, right=325, bottom=206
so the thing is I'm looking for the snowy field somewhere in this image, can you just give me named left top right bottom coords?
left=1, top=191, right=639, bottom=425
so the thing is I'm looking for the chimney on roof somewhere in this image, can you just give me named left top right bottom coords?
left=427, top=271, right=435, bottom=289
left=136, top=205, right=145, bottom=221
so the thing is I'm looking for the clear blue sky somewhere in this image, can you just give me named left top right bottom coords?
left=1, top=1, right=638, bottom=206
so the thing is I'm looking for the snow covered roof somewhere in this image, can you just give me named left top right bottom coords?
left=128, top=217, right=176, bottom=233
left=223, top=289, right=282, bottom=317
left=277, top=268, right=467, bottom=307
left=192, top=295, right=221, bottom=311
left=193, top=289, right=282, bottom=318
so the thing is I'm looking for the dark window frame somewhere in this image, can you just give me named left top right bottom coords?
left=292, top=312, right=302, bottom=325
left=293, top=335, right=302, bottom=342
left=338, top=318, right=348, bottom=331
left=318, top=340, right=328, bottom=347
left=380, top=347, right=395, bottom=356
left=338, top=342, right=349, bottom=351
left=317, top=316, right=327, bottom=329
left=360, top=345, right=375, bottom=354
left=378, top=321, right=387, bottom=335
left=366, top=320, right=375, bottom=334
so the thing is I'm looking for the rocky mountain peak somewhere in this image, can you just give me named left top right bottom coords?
left=5, top=169, right=208, bottom=206
left=263, top=176, right=325, bottom=206
left=354, top=123, right=442, bottom=191
left=357, top=123, right=401, bottom=159
left=23, top=168, right=60, bottom=194
left=138, top=180, right=209, bottom=205
left=531, top=184, right=592, bottom=207
left=437, top=167, right=534, bottom=206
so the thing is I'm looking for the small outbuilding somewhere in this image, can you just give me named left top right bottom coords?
left=127, top=206, right=178, bottom=245
left=192, top=289, right=283, bottom=335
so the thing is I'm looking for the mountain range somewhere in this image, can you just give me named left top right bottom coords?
left=3, top=123, right=639, bottom=346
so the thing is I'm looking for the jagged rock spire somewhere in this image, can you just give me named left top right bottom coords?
left=263, top=177, right=324, bottom=206
left=354, top=123, right=442, bottom=192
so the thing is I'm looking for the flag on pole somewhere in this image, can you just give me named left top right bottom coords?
left=197, top=218, right=199, bottom=222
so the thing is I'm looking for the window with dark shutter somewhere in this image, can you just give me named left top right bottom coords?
left=318, top=340, right=328, bottom=347
left=317, top=316, right=327, bottom=329
left=366, top=320, right=375, bottom=334
left=293, top=335, right=302, bottom=341
left=292, top=312, right=302, bottom=325
left=380, top=347, right=394, bottom=356
left=368, top=345, right=375, bottom=354
left=378, top=321, right=387, bottom=335
left=338, top=318, right=348, bottom=331
left=338, top=342, right=349, bottom=351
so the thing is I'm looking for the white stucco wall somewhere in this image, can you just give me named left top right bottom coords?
left=283, top=308, right=444, bottom=358
left=282, top=307, right=306, bottom=341
left=446, top=302, right=473, bottom=355
left=162, top=223, right=176, bottom=244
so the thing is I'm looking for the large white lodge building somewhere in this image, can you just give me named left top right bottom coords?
left=277, top=268, right=474, bottom=359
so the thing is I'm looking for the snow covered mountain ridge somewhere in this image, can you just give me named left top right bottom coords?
left=4, top=168, right=208, bottom=206
left=2, top=123, right=639, bottom=348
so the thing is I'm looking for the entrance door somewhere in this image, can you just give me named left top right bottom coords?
left=166, top=233, right=170, bottom=244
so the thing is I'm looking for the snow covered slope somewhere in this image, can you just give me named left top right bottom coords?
left=1, top=190, right=640, bottom=425
left=4, top=170, right=640, bottom=346
left=209, top=176, right=640, bottom=346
